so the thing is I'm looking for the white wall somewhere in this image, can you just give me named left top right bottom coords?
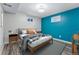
left=3, top=13, right=41, bottom=44
left=0, top=4, right=4, bottom=54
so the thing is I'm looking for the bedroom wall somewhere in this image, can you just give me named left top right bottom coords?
left=42, top=7, right=79, bottom=42
left=3, top=13, right=41, bottom=44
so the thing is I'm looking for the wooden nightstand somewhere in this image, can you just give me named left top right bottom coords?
left=9, top=34, right=18, bottom=44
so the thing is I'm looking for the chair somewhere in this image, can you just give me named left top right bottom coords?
left=72, top=34, right=79, bottom=54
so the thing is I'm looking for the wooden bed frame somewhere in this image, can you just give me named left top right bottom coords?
left=18, top=28, right=53, bottom=54
left=27, top=39, right=53, bottom=54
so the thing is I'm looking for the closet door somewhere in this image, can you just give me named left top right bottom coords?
left=0, top=4, right=3, bottom=54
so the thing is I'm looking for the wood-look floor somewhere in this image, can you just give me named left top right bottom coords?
left=2, top=42, right=72, bottom=55
left=2, top=43, right=21, bottom=55
left=62, top=44, right=72, bottom=55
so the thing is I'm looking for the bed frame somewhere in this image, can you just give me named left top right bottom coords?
left=27, top=39, right=53, bottom=54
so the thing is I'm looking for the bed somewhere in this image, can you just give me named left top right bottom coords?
left=28, top=36, right=53, bottom=54
left=18, top=28, right=53, bottom=54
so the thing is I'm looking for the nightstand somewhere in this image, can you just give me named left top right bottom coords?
left=9, top=34, right=18, bottom=44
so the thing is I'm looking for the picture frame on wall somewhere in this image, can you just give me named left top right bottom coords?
left=27, top=18, right=33, bottom=22
left=51, top=15, right=61, bottom=23
left=28, top=18, right=30, bottom=22
left=31, top=18, right=33, bottom=22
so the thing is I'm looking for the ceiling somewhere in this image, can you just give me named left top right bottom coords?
left=1, top=3, right=79, bottom=18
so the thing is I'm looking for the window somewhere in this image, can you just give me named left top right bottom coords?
left=51, top=15, right=61, bottom=23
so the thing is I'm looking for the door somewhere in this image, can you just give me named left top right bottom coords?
left=0, top=4, right=3, bottom=54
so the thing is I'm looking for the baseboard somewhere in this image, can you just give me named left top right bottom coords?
left=53, top=38, right=72, bottom=44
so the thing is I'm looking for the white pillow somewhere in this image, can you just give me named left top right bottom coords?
left=22, top=29, right=27, bottom=34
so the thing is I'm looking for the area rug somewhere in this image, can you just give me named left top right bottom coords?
left=24, top=40, right=66, bottom=55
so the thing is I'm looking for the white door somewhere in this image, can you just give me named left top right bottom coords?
left=0, top=4, right=3, bottom=54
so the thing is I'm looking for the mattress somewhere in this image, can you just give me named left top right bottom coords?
left=28, top=36, right=52, bottom=47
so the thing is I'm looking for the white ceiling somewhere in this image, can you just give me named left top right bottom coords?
left=2, top=3, right=79, bottom=18
left=2, top=3, right=19, bottom=14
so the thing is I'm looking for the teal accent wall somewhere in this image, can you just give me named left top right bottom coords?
left=42, top=7, right=79, bottom=42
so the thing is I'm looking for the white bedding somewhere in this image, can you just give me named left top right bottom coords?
left=28, top=36, right=52, bottom=47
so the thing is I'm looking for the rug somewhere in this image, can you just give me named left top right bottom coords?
left=23, top=40, right=66, bottom=55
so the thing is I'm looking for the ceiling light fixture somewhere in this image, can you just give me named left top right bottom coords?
left=36, top=4, right=47, bottom=13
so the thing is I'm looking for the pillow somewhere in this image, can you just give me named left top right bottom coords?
left=22, top=29, right=27, bottom=34
left=27, top=28, right=37, bottom=34
left=28, top=37, right=39, bottom=43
